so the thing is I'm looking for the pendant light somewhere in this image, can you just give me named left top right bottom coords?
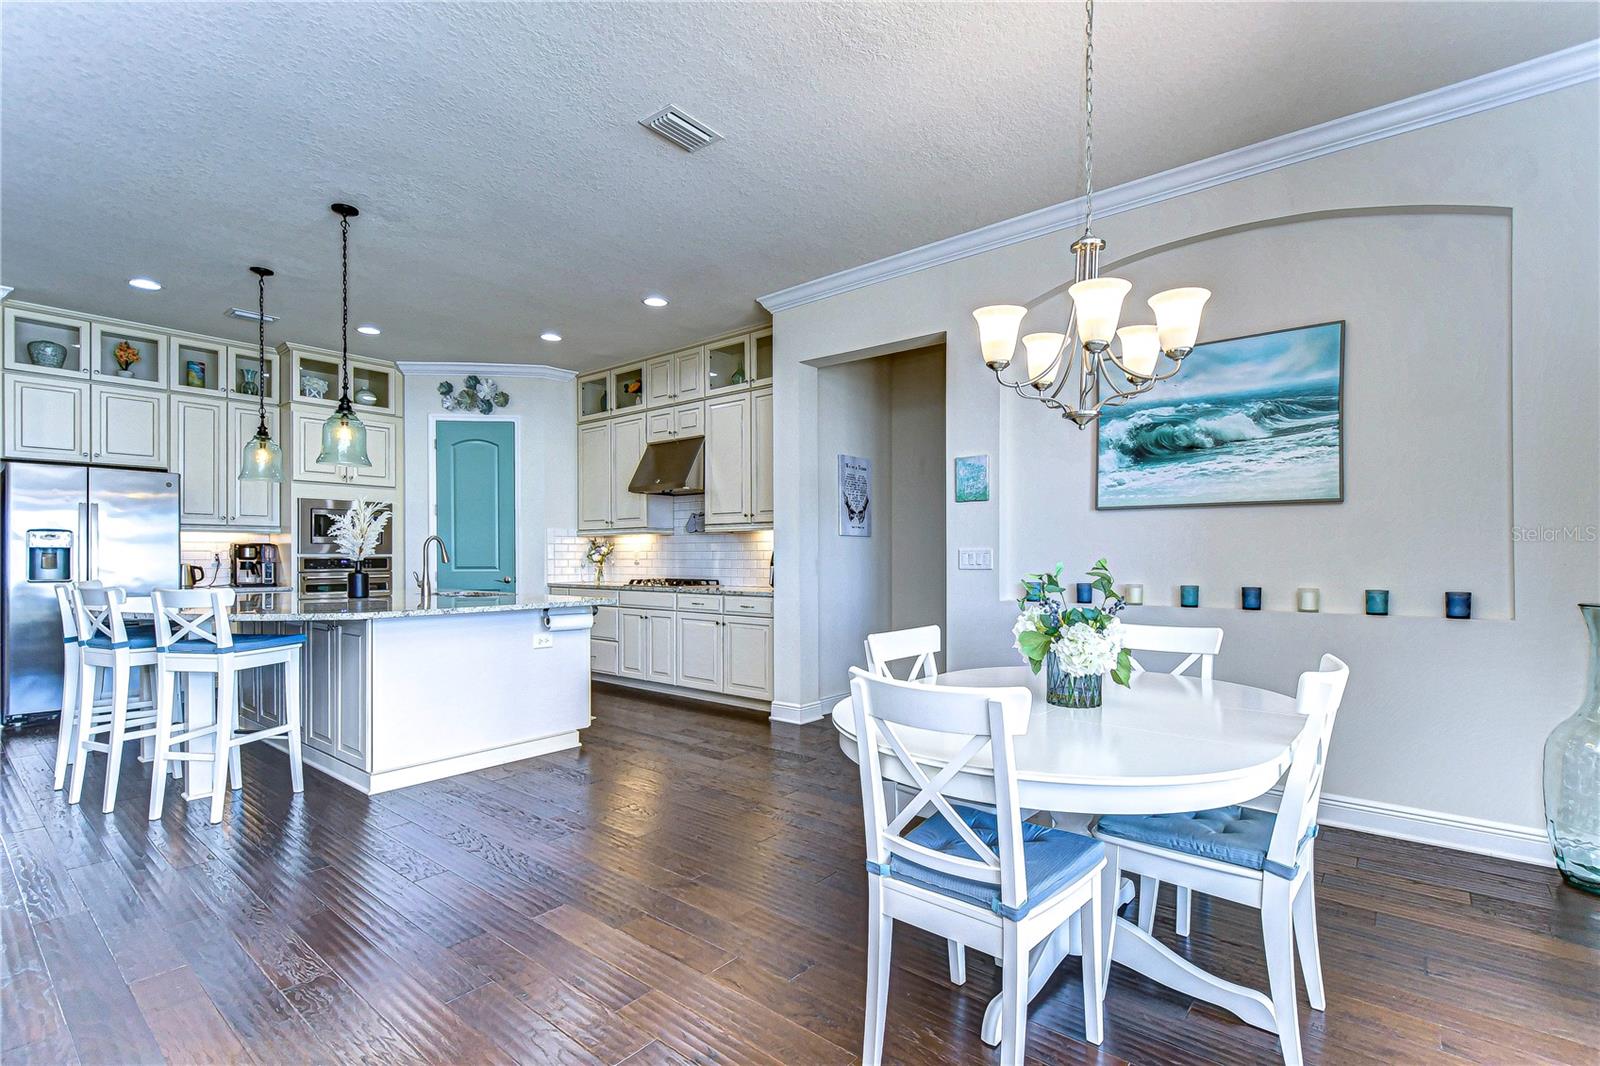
left=317, top=202, right=371, bottom=467
left=238, top=266, right=284, bottom=481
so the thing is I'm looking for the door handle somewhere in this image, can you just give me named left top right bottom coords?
left=88, top=502, right=101, bottom=580
left=502, top=576, right=513, bottom=584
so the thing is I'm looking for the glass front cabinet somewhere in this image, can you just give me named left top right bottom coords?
left=281, top=344, right=400, bottom=416
left=4, top=306, right=91, bottom=379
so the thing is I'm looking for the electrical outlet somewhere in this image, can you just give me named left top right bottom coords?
left=531, top=632, right=554, bottom=650
left=957, top=548, right=993, bottom=571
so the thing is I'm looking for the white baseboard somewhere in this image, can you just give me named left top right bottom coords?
left=1253, top=789, right=1553, bottom=867
left=770, top=692, right=846, bottom=725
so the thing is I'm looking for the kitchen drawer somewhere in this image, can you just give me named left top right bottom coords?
left=722, top=595, right=772, bottom=617
left=590, top=638, right=619, bottom=675
left=592, top=605, right=619, bottom=641
left=676, top=592, right=723, bottom=613
left=619, top=589, right=676, bottom=609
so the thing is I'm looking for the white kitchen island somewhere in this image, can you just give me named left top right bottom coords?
left=216, top=591, right=609, bottom=795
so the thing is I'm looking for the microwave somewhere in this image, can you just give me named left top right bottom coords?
left=297, top=498, right=395, bottom=557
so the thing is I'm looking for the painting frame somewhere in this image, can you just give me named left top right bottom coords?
left=954, top=454, right=990, bottom=503
left=1093, top=320, right=1346, bottom=511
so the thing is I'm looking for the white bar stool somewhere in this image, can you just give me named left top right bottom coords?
left=66, top=584, right=161, bottom=813
left=148, top=588, right=306, bottom=824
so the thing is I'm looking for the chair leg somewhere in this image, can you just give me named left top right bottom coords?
left=862, top=877, right=893, bottom=1066
left=1292, top=858, right=1326, bottom=1011
left=1096, top=844, right=1120, bottom=997
left=227, top=684, right=243, bottom=792
left=999, top=919, right=1026, bottom=1066
left=283, top=656, right=304, bottom=794
left=1262, top=875, right=1303, bottom=1066
left=946, top=939, right=966, bottom=986
left=1080, top=882, right=1104, bottom=1045
left=1137, top=875, right=1160, bottom=934
left=101, top=658, right=131, bottom=814
left=53, top=649, right=80, bottom=791
left=1175, top=886, right=1193, bottom=937
left=67, top=660, right=98, bottom=805
left=148, top=668, right=177, bottom=821
left=210, top=670, right=235, bottom=824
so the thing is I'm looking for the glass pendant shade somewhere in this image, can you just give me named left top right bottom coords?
left=317, top=407, right=371, bottom=467
left=238, top=427, right=284, bottom=481
left=1068, top=277, right=1132, bottom=346
left=1021, top=332, right=1066, bottom=388
left=1115, top=324, right=1161, bottom=378
left=973, top=305, right=1028, bottom=368
left=1148, top=287, right=1211, bottom=352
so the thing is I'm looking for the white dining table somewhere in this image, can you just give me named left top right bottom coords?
left=831, top=665, right=1308, bottom=1045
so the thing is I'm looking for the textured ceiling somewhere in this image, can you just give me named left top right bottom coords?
left=2, top=2, right=1595, bottom=372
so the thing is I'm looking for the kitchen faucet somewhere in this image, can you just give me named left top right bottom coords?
left=420, top=535, right=450, bottom=601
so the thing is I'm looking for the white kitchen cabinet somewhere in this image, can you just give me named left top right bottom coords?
left=647, top=347, right=705, bottom=407
left=705, top=335, right=752, bottom=395
left=645, top=401, right=705, bottom=443
left=576, top=412, right=672, bottom=534
left=704, top=387, right=772, bottom=528
left=723, top=617, right=774, bottom=700
left=92, top=382, right=167, bottom=468
left=644, top=610, right=676, bottom=686
left=751, top=387, right=773, bottom=523
left=617, top=609, right=650, bottom=679
left=675, top=613, right=723, bottom=692
left=228, top=403, right=281, bottom=528
left=282, top=345, right=400, bottom=416
left=291, top=408, right=397, bottom=488
left=171, top=394, right=228, bottom=525
left=302, top=621, right=370, bottom=769
left=170, top=336, right=231, bottom=397
left=90, top=323, right=168, bottom=390
left=5, top=374, right=89, bottom=461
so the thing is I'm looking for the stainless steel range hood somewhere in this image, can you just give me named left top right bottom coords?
left=628, top=435, right=705, bottom=495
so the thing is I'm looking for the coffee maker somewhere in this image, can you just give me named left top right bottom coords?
left=231, top=542, right=280, bottom=587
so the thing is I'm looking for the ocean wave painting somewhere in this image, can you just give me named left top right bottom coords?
left=1096, top=321, right=1344, bottom=509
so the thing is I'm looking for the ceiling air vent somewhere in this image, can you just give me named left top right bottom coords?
left=226, top=307, right=279, bottom=324
left=639, top=105, right=723, bottom=153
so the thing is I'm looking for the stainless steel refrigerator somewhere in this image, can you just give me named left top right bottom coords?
left=2, top=462, right=179, bottom=725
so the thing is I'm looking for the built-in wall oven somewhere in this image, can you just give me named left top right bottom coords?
left=296, top=498, right=394, bottom=600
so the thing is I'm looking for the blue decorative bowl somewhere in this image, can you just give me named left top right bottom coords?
left=27, top=340, right=68, bottom=368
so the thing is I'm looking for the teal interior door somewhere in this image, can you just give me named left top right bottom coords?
left=434, top=420, right=517, bottom=591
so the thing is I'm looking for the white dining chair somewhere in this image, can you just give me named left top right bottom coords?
left=1120, top=622, right=1224, bottom=935
left=66, top=584, right=162, bottom=813
left=148, top=588, right=306, bottom=824
left=864, top=624, right=941, bottom=682
left=1092, top=654, right=1349, bottom=1066
left=850, top=666, right=1106, bottom=1064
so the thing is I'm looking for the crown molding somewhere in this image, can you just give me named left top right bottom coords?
left=393, top=360, right=577, bottom=381
left=759, top=40, right=1600, bottom=314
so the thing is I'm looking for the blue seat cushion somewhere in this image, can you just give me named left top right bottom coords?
left=1095, top=806, right=1314, bottom=878
left=871, top=805, right=1104, bottom=920
left=166, top=632, right=307, bottom=654
left=80, top=625, right=156, bottom=650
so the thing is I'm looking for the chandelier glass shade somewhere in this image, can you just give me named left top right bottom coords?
left=318, top=203, right=372, bottom=467
left=238, top=266, right=284, bottom=482
left=973, top=0, right=1210, bottom=428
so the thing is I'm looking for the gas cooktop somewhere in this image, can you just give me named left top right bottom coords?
left=624, top=578, right=721, bottom=589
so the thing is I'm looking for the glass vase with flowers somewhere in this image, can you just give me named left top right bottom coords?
left=1013, top=559, right=1132, bottom=708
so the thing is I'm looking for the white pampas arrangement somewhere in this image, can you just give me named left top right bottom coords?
left=329, top=499, right=391, bottom=561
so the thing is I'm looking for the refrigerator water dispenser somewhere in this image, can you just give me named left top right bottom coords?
left=26, top=529, right=73, bottom=581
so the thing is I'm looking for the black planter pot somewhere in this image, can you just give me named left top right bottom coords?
left=348, top=570, right=369, bottom=599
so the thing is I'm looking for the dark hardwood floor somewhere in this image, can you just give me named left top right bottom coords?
left=4, top=683, right=1597, bottom=1065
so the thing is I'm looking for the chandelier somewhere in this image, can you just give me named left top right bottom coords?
left=973, top=0, right=1209, bottom=428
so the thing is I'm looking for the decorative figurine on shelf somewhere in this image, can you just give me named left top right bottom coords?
left=328, top=499, right=391, bottom=599
left=185, top=360, right=206, bottom=389
left=113, top=340, right=140, bottom=377
left=439, top=376, right=510, bottom=414
left=1012, top=558, right=1133, bottom=708
left=585, top=538, right=614, bottom=584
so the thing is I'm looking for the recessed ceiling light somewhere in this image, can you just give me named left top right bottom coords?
left=540, top=331, right=562, bottom=342
left=642, top=295, right=669, bottom=308
left=128, top=277, right=162, bottom=291
left=356, top=324, right=381, bottom=335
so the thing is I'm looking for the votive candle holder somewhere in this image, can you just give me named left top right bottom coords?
left=1445, top=591, right=1472, bottom=619
left=1124, top=583, right=1144, bottom=605
left=1365, top=589, right=1390, bottom=616
left=1297, top=587, right=1321, bottom=613
left=1075, top=582, right=1094, bottom=604
left=1180, top=585, right=1200, bottom=608
left=1241, top=586, right=1262, bottom=611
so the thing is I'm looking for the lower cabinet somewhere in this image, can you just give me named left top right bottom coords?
left=675, top=613, right=724, bottom=692
left=723, top=617, right=774, bottom=700
left=303, top=621, right=370, bottom=768
left=617, top=608, right=676, bottom=684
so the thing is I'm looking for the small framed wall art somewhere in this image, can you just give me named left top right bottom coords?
left=954, top=454, right=990, bottom=503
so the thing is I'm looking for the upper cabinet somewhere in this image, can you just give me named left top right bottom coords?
left=646, top=347, right=704, bottom=407
left=281, top=343, right=400, bottom=416
left=4, top=306, right=91, bottom=380
left=612, top=363, right=647, bottom=413
left=577, top=327, right=771, bottom=424
left=170, top=336, right=231, bottom=396
left=90, top=322, right=168, bottom=389
left=227, top=345, right=281, bottom=403
left=705, top=335, right=751, bottom=394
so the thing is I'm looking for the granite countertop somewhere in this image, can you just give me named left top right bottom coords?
left=547, top=580, right=774, bottom=598
left=227, top=592, right=611, bottom=622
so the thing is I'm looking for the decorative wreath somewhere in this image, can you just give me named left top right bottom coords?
left=438, top=375, right=510, bottom=414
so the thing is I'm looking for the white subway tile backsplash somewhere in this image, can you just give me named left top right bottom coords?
left=547, top=494, right=772, bottom=587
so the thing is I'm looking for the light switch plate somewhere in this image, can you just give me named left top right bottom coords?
left=957, top=548, right=994, bottom=571
left=531, top=632, right=554, bottom=650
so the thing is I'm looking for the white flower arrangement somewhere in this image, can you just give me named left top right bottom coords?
left=328, top=499, right=391, bottom=562
left=1013, top=559, right=1134, bottom=686
left=1052, top=616, right=1124, bottom=677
